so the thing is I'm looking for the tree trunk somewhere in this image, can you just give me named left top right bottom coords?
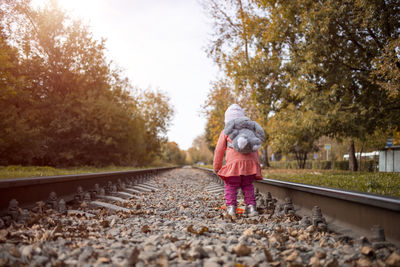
left=359, top=143, right=364, bottom=172
left=261, top=147, right=270, bottom=168
left=295, top=151, right=307, bottom=169
left=348, top=140, right=358, bottom=171
left=301, top=152, right=307, bottom=169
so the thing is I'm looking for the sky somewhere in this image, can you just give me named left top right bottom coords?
left=33, top=0, right=219, bottom=150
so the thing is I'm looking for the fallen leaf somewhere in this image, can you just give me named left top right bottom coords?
left=187, top=225, right=208, bottom=235
left=314, top=250, right=326, bottom=259
left=141, top=225, right=151, bottom=233
left=0, top=229, right=8, bottom=242
left=100, top=220, right=109, bottom=228
left=285, top=251, right=299, bottom=262
left=243, top=226, right=256, bottom=237
left=264, top=248, right=273, bottom=262
left=8, top=245, right=21, bottom=258
left=233, top=244, right=251, bottom=257
left=360, top=246, right=376, bottom=257
left=356, top=258, right=373, bottom=267
left=309, top=256, right=321, bottom=267
left=96, top=257, right=110, bottom=263
left=324, top=258, right=339, bottom=267
left=270, top=261, right=281, bottom=267
left=385, top=252, right=400, bottom=266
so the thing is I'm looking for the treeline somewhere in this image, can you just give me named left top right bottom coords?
left=0, top=0, right=175, bottom=166
left=202, top=0, right=400, bottom=170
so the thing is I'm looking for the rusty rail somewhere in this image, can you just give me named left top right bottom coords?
left=0, top=167, right=177, bottom=211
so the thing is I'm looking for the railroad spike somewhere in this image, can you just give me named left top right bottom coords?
left=47, top=191, right=58, bottom=210
left=275, top=203, right=284, bottom=214
left=93, top=183, right=100, bottom=194
left=99, top=188, right=105, bottom=196
left=255, top=190, right=266, bottom=209
left=18, top=209, right=29, bottom=225
left=84, top=193, right=91, bottom=202
left=106, top=181, right=113, bottom=194
left=75, top=186, right=84, bottom=203
left=111, top=185, right=117, bottom=193
left=58, top=199, right=67, bottom=214
left=266, top=192, right=272, bottom=203
left=8, top=199, right=19, bottom=221
left=284, top=197, right=295, bottom=215
left=300, top=216, right=312, bottom=227
left=117, top=179, right=123, bottom=191
left=312, top=206, right=327, bottom=232
left=91, top=184, right=99, bottom=198
left=371, top=225, right=385, bottom=242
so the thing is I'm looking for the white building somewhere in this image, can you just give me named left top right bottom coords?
left=379, top=146, right=400, bottom=172
left=343, top=151, right=379, bottom=160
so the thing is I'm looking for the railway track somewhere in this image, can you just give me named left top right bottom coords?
left=0, top=167, right=176, bottom=211
left=0, top=167, right=399, bottom=266
left=198, top=167, right=400, bottom=247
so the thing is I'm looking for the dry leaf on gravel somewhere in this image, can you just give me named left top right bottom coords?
left=21, top=245, right=33, bottom=260
left=8, top=245, right=21, bottom=258
left=141, top=225, right=151, bottom=233
left=385, top=252, right=400, bottom=266
left=187, top=225, right=209, bottom=235
left=360, top=246, right=376, bottom=257
left=0, top=229, right=8, bottom=242
left=324, top=258, right=339, bottom=267
left=100, top=220, right=109, bottom=228
left=233, top=244, right=251, bottom=256
left=285, top=251, right=299, bottom=262
left=242, top=226, right=256, bottom=237
left=309, top=256, right=321, bottom=267
left=356, top=258, right=373, bottom=267
left=96, top=257, right=111, bottom=264
left=264, top=248, right=273, bottom=262
left=269, top=261, right=281, bottom=267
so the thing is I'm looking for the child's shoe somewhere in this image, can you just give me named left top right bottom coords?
left=226, top=205, right=236, bottom=217
left=246, top=205, right=258, bottom=217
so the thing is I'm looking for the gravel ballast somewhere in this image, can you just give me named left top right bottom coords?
left=0, top=168, right=399, bottom=266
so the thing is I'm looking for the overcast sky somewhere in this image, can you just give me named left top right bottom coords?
left=34, top=0, right=219, bottom=150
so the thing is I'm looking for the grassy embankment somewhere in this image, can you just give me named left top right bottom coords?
left=3, top=165, right=399, bottom=198
left=0, top=165, right=168, bottom=180
left=196, top=165, right=400, bottom=198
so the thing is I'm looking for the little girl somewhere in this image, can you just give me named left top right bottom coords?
left=213, top=104, right=263, bottom=217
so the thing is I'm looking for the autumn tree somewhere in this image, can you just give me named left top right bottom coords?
left=202, top=80, right=235, bottom=151
left=187, top=134, right=213, bottom=164
left=267, top=104, right=321, bottom=168
left=205, top=0, right=400, bottom=171
left=159, top=142, right=186, bottom=166
left=136, top=89, right=174, bottom=163
left=0, top=27, right=42, bottom=164
left=0, top=0, right=174, bottom=166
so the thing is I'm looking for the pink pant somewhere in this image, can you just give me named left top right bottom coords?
left=224, top=175, right=256, bottom=206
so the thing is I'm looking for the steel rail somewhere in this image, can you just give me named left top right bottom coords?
left=0, top=167, right=177, bottom=211
left=196, top=167, right=400, bottom=247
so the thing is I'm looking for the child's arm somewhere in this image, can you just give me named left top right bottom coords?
left=213, top=131, right=227, bottom=173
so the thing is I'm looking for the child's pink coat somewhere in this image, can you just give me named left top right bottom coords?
left=213, top=130, right=262, bottom=181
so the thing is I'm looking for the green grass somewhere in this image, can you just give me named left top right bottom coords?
left=193, top=165, right=400, bottom=198
left=0, top=165, right=155, bottom=179
left=263, top=170, right=400, bottom=198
